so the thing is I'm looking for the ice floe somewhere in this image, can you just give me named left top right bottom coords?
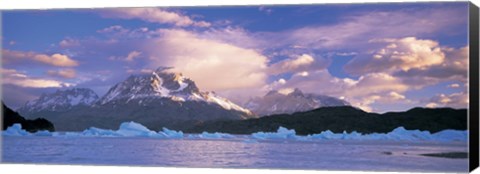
left=2, top=122, right=468, bottom=142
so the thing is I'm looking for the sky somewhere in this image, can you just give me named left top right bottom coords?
left=1, top=2, right=470, bottom=112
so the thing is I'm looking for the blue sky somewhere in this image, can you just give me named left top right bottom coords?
left=1, top=2, right=470, bottom=112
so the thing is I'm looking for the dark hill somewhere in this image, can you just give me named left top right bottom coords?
left=2, top=102, right=55, bottom=132
left=185, top=106, right=467, bottom=135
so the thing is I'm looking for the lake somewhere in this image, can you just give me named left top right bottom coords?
left=1, top=136, right=468, bottom=172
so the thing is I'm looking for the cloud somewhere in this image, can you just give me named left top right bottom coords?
left=35, top=6, right=466, bottom=112
left=47, top=69, right=77, bottom=79
left=3, top=49, right=79, bottom=67
left=97, top=25, right=130, bottom=34
left=393, top=46, right=469, bottom=86
left=267, top=70, right=410, bottom=112
left=145, top=29, right=268, bottom=92
left=100, top=8, right=211, bottom=27
left=125, top=51, right=142, bottom=61
left=59, top=37, right=81, bottom=48
left=344, top=37, right=445, bottom=75
left=448, top=83, right=461, bottom=88
left=258, top=6, right=273, bottom=15
left=425, top=92, right=468, bottom=109
left=267, top=54, right=329, bottom=75
left=201, top=26, right=265, bottom=49
left=268, top=7, right=467, bottom=50
left=2, top=68, right=74, bottom=88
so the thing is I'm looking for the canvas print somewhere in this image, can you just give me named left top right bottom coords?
left=1, top=2, right=474, bottom=172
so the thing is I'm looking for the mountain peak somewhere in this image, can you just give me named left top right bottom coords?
left=96, top=68, right=252, bottom=116
left=98, top=69, right=200, bottom=104
left=289, top=88, right=304, bottom=97
left=245, top=89, right=349, bottom=116
left=265, top=90, right=280, bottom=96
left=17, top=88, right=99, bottom=113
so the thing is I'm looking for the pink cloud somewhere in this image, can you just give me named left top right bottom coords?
left=3, top=49, right=79, bottom=67
left=100, top=8, right=211, bottom=27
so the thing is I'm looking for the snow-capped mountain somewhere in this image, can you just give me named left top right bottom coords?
left=245, top=88, right=349, bottom=116
left=96, top=67, right=252, bottom=115
left=18, top=67, right=256, bottom=131
left=17, top=88, right=99, bottom=114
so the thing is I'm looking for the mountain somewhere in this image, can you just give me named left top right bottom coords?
left=245, top=88, right=349, bottom=116
left=17, top=88, right=98, bottom=114
left=3, top=102, right=55, bottom=132
left=18, top=68, right=256, bottom=131
left=96, top=67, right=252, bottom=115
left=186, top=106, right=467, bottom=135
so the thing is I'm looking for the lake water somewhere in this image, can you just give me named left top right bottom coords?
left=1, top=136, right=468, bottom=172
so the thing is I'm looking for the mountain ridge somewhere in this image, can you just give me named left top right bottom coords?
left=17, top=68, right=256, bottom=131
left=245, top=88, right=349, bottom=116
left=186, top=105, right=467, bottom=135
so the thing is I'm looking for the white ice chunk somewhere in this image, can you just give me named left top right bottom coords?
left=251, top=127, right=297, bottom=140
left=2, top=124, right=30, bottom=136
left=198, top=131, right=235, bottom=139
left=116, top=122, right=160, bottom=137
left=158, top=127, right=184, bottom=138
left=81, top=127, right=120, bottom=137
left=432, top=129, right=468, bottom=142
left=33, top=130, right=53, bottom=136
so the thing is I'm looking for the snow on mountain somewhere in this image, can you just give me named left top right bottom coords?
left=97, top=67, right=252, bottom=115
left=245, top=88, right=349, bottom=116
left=18, top=88, right=99, bottom=113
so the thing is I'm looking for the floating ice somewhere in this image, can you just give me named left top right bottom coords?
left=2, top=124, right=30, bottom=136
left=116, top=122, right=160, bottom=137
left=432, top=129, right=468, bottom=142
left=81, top=127, right=120, bottom=137
left=75, top=122, right=183, bottom=138
left=251, top=127, right=297, bottom=140
left=249, top=126, right=468, bottom=142
left=1, top=122, right=468, bottom=142
left=197, top=132, right=235, bottom=139
left=33, top=130, right=53, bottom=136
left=159, top=127, right=184, bottom=139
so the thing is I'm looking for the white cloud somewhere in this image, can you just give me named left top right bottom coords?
left=100, top=8, right=211, bottom=27
left=345, top=37, right=445, bottom=75
left=145, top=29, right=268, bottom=92
left=2, top=68, right=74, bottom=88
left=258, top=6, right=273, bottom=15
left=59, top=37, right=81, bottom=48
left=267, top=54, right=329, bottom=75
left=425, top=92, right=468, bottom=109
left=125, top=51, right=142, bottom=61
left=448, top=83, right=461, bottom=88
left=268, top=70, right=410, bottom=112
left=47, top=69, right=77, bottom=79
left=265, top=8, right=466, bottom=50
left=3, top=49, right=79, bottom=67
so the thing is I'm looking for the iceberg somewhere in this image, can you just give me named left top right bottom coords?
left=251, top=127, right=297, bottom=140
left=81, top=127, right=120, bottom=137
left=159, top=127, right=184, bottom=139
left=116, top=122, right=160, bottom=137
left=432, top=129, right=468, bottom=142
left=2, top=124, right=30, bottom=136
left=33, top=130, right=53, bottom=136
left=1, top=122, right=468, bottom=142
left=197, top=132, right=235, bottom=139
left=74, top=122, right=183, bottom=138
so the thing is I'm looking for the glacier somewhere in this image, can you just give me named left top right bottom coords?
left=1, top=122, right=467, bottom=142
